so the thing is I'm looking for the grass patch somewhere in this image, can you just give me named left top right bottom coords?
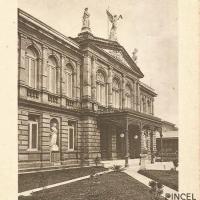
left=19, top=172, right=152, bottom=200
left=19, top=166, right=107, bottom=192
left=138, top=170, right=178, bottom=191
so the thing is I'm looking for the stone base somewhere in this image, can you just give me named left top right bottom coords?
left=140, top=154, right=147, bottom=170
left=51, top=151, right=60, bottom=164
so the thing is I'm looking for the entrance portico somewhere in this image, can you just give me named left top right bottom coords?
left=99, top=110, right=162, bottom=166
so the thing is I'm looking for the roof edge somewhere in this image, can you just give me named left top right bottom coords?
left=18, top=8, right=80, bottom=49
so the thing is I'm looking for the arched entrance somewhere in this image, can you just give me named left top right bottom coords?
left=128, top=124, right=141, bottom=158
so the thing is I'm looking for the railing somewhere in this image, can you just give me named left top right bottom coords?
left=66, top=98, right=74, bottom=109
left=48, top=94, right=59, bottom=104
left=27, top=88, right=39, bottom=99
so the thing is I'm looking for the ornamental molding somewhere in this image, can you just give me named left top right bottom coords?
left=22, top=37, right=42, bottom=58
left=102, top=48, right=130, bottom=68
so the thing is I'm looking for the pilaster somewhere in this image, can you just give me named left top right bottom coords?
left=122, top=75, right=125, bottom=109
left=82, top=54, right=91, bottom=99
left=108, top=66, right=113, bottom=107
left=76, top=63, right=81, bottom=99
left=133, top=81, right=137, bottom=110
left=137, top=82, right=141, bottom=111
left=42, top=45, right=48, bottom=90
left=91, top=57, right=97, bottom=101
left=19, top=34, right=27, bottom=85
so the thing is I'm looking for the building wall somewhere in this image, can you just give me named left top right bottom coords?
left=18, top=106, right=83, bottom=169
left=18, top=10, right=160, bottom=170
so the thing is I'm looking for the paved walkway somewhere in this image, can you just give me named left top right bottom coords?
left=124, top=167, right=178, bottom=198
left=103, top=159, right=178, bottom=198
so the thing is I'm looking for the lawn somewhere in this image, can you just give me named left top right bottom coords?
left=19, top=166, right=107, bottom=192
left=19, top=172, right=152, bottom=200
left=138, top=169, right=178, bottom=191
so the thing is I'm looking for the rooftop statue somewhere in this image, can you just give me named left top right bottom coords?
left=106, top=9, right=123, bottom=41
left=132, top=48, right=138, bottom=62
left=82, top=7, right=91, bottom=32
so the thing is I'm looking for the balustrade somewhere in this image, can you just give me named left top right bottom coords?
left=27, top=88, right=39, bottom=99
left=48, top=94, right=59, bottom=104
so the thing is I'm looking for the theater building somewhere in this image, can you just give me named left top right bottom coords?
left=18, top=9, right=163, bottom=171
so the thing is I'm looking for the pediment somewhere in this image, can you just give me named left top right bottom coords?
left=97, top=46, right=143, bottom=77
left=102, top=48, right=130, bottom=67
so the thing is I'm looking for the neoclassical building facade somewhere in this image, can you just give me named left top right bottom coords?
left=18, top=9, right=162, bottom=170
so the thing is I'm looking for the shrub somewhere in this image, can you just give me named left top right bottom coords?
left=111, top=165, right=125, bottom=172
left=149, top=181, right=164, bottom=200
left=94, top=156, right=101, bottom=166
left=173, top=159, right=178, bottom=171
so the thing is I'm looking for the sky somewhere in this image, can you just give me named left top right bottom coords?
left=18, top=0, right=178, bottom=125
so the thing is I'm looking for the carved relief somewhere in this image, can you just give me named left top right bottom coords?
left=102, top=48, right=129, bottom=67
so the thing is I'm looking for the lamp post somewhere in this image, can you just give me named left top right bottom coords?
left=124, top=117, right=129, bottom=167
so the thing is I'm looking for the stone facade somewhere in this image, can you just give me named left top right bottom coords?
left=18, top=9, right=163, bottom=171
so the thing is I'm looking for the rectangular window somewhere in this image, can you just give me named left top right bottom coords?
left=28, top=121, right=38, bottom=150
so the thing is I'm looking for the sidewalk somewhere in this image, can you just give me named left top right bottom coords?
left=103, top=159, right=178, bottom=197
left=124, top=167, right=178, bottom=198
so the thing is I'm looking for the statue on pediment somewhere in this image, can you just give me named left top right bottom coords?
left=82, top=8, right=91, bottom=32
left=106, top=10, right=122, bottom=41
left=132, top=48, right=138, bottom=62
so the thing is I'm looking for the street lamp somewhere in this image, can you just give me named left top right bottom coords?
left=134, top=134, right=138, bottom=140
left=120, top=133, right=125, bottom=138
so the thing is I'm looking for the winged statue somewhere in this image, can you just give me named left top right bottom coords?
left=106, top=10, right=123, bottom=41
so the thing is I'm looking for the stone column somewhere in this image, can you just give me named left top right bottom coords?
left=37, top=58, right=42, bottom=90
left=82, top=54, right=91, bottom=99
left=137, top=82, right=141, bottom=111
left=159, top=129, right=163, bottom=162
left=147, top=130, right=151, bottom=159
left=111, top=132, right=117, bottom=159
left=42, top=45, right=48, bottom=90
left=60, top=117, right=68, bottom=164
left=40, top=113, right=51, bottom=164
left=73, top=70, right=77, bottom=99
left=41, top=45, right=49, bottom=103
left=144, top=96, right=147, bottom=114
left=91, top=57, right=97, bottom=101
left=122, top=76, right=125, bottom=109
left=152, top=98, right=154, bottom=115
left=133, top=81, right=137, bottom=110
left=60, top=56, right=66, bottom=107
left=140, top=95, right=143, bottom=113
left=108, top=67, right=113, bottom=107
left=18, top=34, right=27, bottom=99
left=140, top=126, right=145, bottom=153
left=76, top=63, right=81, bottom=100
left=57, top=66, right=61, bottom=95
left=124, top=117, right=129, bottom=167
left=19, top=34, right=27, bottom=85
left=78, top=116, right=100, bottom=165
left=152, top=130, right=157, bottom=152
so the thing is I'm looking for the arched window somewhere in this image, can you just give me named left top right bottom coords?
left=25, top=47, right=38, bottom=88
left=96, top=70, right=106, bottom=106
left=64, top=64, right=73, bottom=98
left=112, top=78, right=120, bottom=108
left=125, top=84, right=131, bottom=109
left=47, top=56, right=57, bottom=93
